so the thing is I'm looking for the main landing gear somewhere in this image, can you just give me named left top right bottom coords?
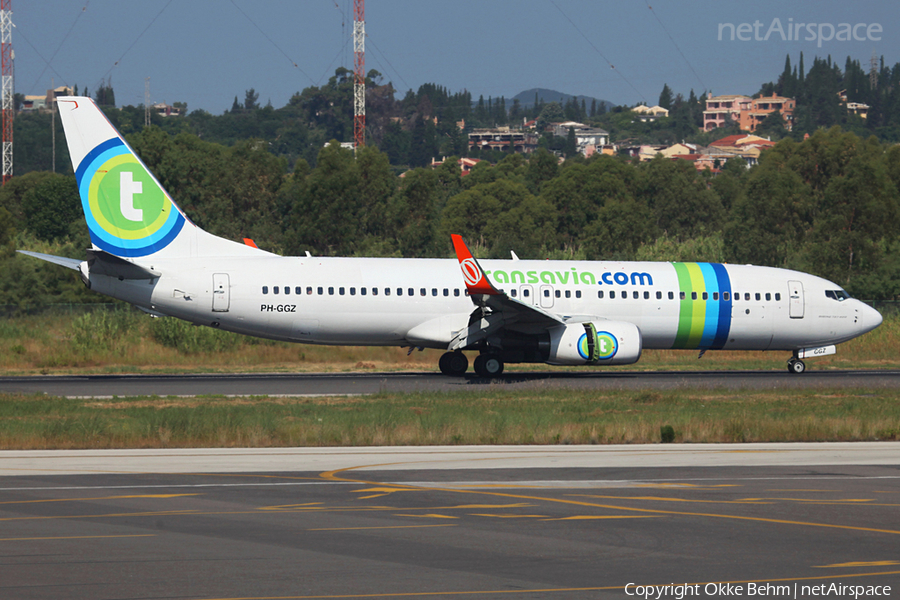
left=439, top=351, right=468, bottom=376
left=787, top=357, right=806, bottom=374
left=473, top=353, right=504, bottom=377
left=438, top=351, right=505, bottom=377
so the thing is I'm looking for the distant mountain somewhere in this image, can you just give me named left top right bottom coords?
left=511, top=88, right=614, bottom=112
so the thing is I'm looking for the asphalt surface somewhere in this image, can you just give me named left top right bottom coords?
left=1, top=445, right=898, bottom=599
left=1, top=369, right=900, bottom=397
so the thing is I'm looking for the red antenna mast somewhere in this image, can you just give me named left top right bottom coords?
left=353, top=0, right=365, bottom=150
left=1, top=0, right=12, bottom=184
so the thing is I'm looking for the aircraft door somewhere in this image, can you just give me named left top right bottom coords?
left=540, top=285, right=554, bottom=308
left=212, top=273, right=230, bottom=312
left=788, top=280, right=804, bottom=319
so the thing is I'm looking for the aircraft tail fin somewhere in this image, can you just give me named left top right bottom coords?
left=56, top=97, right=269, bottom=260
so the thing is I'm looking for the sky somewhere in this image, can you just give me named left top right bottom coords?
left=11, top=1, right=900, bottom=115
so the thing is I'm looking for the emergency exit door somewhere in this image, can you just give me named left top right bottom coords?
left=788, top=280, right=804, bottom=318
left=212, top=273, right=230, bottom=312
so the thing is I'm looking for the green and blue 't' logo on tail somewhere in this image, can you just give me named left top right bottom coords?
left=75, top=138, right=185, bottom=257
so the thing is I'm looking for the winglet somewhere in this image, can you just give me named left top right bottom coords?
left=451, top=234, right=500, bottom=296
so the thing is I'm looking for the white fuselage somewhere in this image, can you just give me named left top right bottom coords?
left=88, top=256, right=881, bottom=355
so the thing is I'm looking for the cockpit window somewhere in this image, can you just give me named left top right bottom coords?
left=825, top=289, right=850, bottom=301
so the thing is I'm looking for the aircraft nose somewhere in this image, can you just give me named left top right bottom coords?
left=859, top=302, right=883, bottom=334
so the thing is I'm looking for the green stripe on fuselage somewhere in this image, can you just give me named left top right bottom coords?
left=672, top=262, right=707, bottom=349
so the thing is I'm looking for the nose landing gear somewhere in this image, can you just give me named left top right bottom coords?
left=787, top=357, right=806, bottom=374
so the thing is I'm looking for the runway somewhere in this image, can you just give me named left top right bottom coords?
left=1, top=444, right=898, bottom=599
left=2, top=369, right=899, bottom=398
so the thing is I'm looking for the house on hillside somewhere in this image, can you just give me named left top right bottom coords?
left=703, top=95, right=752, bottom=131
left=631, top=104, right=669, bottom=122
left=21, top=85, right=74, bottom=112
left=468, top=127, right=538, bottom=154
left=551, top=122, right=610, bottom=157
left=703, top=94, right=794, bottom=132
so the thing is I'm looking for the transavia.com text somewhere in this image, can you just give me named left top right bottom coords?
left=625, top=582, right=892, bottom=599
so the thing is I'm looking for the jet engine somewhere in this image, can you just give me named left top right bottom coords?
left=546, top=321, right=642, bottom=366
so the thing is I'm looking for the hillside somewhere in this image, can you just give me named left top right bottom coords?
left=511, top=87, right=613, bottom=112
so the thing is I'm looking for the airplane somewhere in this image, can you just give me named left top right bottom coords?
left=20, top=97, right=883, bottom=377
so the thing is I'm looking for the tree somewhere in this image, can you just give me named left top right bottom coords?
left=244, top=88, right=260, bottom=111
left=658, top=84, right=674, bottom=110
left=21, top=173, right=81, bottom=241
left=94, top=80, right=115, bottom=107
left=536, top=102, right=564, bottom=131
left=525, top=148, right=559, bottom=194
left=565, top=126, right=578, bottom=158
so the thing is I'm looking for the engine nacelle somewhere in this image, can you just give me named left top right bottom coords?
left=546, top=321, right=642, bottom=366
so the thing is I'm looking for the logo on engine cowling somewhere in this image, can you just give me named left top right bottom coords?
left=578, top=331, right=618, bottom=361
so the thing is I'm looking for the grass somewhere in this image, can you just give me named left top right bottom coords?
left=0, top=388, right=898, bottom=449
left=0, top=307, right=898, bottom=375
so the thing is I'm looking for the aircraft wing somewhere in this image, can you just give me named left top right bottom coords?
left=449, top=235, right=564, bottom=351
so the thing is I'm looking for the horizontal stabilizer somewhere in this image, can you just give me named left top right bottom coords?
left=17, top=250, right=81, bottom=271
left=86, top=249, right=161, bottom=280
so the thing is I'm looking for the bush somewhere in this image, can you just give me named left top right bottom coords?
left=148, top=317, right=242, bottom=354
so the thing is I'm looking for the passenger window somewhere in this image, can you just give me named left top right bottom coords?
left=702, top=292, right=708, bottom=300
left=668, top=291, right=674, bottom=300
left=691, top=292, right=697, bottom=300
left=284, top=286, right=290, bottom=295
left=443, top=288, right=449, bottom=297
left=511, top=289, right=517, bottom=298
left=274, top=286, right=279, bottom=295
left=295, top=287, right=302, bottom=295
left=765, top=293, right=771, bottom=301
left=307, top=287, right=313, bottom=295
left=350, top=287, right=356, bottom=296
left=372, top=288, right=377, bottom=296
left=317, top=286, right=323, bottom=295
left=420, top=288, right=426, bottom=296
left=409, top=288, right=414, bottom=296
left=755, top=293, right=761, bottom=301
left=361, top=288, right=366, bottom=296
left=680, top=291, right=686, bottom=300
left=713, top=292, right=719, bottom=301
left=339, top=287, right=345, bottom=296
left=328, top=287, right=334, bottom=295
left=744, top=293, right=750, bottom=301
left=576, top=290, right=581, bottom=298
left=657, top=291, right=662, bottom=300
left=633, top=291, right=639, bottom=299
left=432, top=289, right=437, bottom=296
left=644, top=291, right=650, bottom=300
left=598, top=291, right=604, bottom=299
left=610, top=291, right=616, bottom=299
left=523, top=289, right=530, bottom=297
left=775, top=293, right=780, bottom=301
left=555, top=290, right=561, bottom=298
left=544, top=289, right=550, bottom=297
left=385, top=288, right=390, bottom=296
left=723, top=292, right=729, bottom=301
left=454, top=289, right=460, bottom=297
left=397, top=288, right=402, bottom=296
left=262, top=286, right=269, bottom=295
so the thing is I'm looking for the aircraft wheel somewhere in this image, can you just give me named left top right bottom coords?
left=474, top=354, right=504, bottom=378
left=787, top=358, right=806, bottom=374
left=439, top=351, right=468, bottom=376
